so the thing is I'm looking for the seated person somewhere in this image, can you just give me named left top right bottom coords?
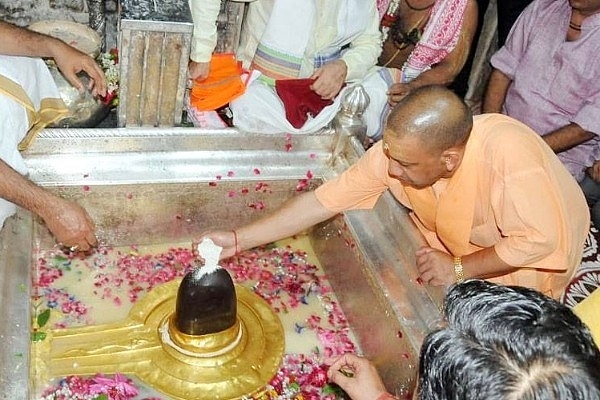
left=0, top=20, right=106, bottom=252
left=451, top=0, right=533, bottom=98
left=228, top=0, right=382, bottom=134
left=196, top=86, right=589, bottom=300
left=362, top=0, right=478, bottom=140
left=482, top=0, right=600, bottom=195
left=187, top=0, right=476, bottom=138
left=328, top=279, right=600, bottom=399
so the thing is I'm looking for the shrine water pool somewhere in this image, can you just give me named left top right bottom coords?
left=0, top=128, right=443, bottom=399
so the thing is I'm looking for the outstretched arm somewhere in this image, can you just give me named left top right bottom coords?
left=0, top=21, right=107, bottom=97
left=195, top=191, right=337, bottom=259
left=0, top=158, right=97, bottom=251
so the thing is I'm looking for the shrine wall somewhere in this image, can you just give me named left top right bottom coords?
left=0, top=0, right=119, bottom=50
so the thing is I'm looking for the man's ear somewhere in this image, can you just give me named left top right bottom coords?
left=441, top=148, right=461, bottom=172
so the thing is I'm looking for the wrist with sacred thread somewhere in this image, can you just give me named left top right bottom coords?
left=453, top=256, right=465, bottom=283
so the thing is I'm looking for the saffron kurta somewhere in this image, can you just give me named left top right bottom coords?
left=315, top=114, right=590, bottom=298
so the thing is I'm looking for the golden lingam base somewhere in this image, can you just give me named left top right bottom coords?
left=33, top=280, right=285, bottom=400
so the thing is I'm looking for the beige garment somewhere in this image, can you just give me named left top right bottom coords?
left=315, top=114, right=589, bottom=298
left=236, top=0, right=382, bottom=82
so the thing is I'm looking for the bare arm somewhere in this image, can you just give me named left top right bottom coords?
left=482, top=68, right=511, bottom=113
left=0, top=20, right=61, bottom=57
left=387, top=0, right=478, bottom=106
left=195, top=191, right=338, bottom=259
left=0, top=158, right=97, bottom=251
left=0, top=21, right=107, bottom=96
left=542, top=123, right=595, bottom=153
left=238, top=191, right=337, bottom=249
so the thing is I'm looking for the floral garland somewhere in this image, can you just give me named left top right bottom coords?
left=380, top=0, right=402, bottom=42
left=96, top=48, right=119, bottom=107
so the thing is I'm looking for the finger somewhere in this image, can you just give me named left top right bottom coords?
left=75, top=243, right=89, bottom=252
left=63, top=72, right=85, bottom=92
left=310, top=81, right=323, bottom=95
left=430, top=276, right=448, bottom=286
left=87, top=63, right=107, bottom=93
left=419, top=272, right=434, bottom=285
left=327, top=86, right=342, bottom=100
left=415, top=246, right=435, bottom=256
left=319, top=84, right=338, bottom=100
left=322, top=90, right=335, bottom=100
left=327, top=355, right=348, bottom=372
left=328, top=369, right=354, bottom=387
left=86, top=231, right=98, bottom=248
left=417, top=263, right=433, bottom=278
left=389, top=94, right=402, bottom=104
left=309, top=68, right=322, bottom=80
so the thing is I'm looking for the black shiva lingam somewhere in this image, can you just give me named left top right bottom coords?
left=175, top=266, right=237, bottom=335
left=162, top=264, right=242, bottom=358
left=39, top=242, right=284, bottom=400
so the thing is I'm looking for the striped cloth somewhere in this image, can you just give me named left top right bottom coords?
left=249, top=0, right=316, bottom=85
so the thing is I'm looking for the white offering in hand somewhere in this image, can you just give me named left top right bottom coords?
left=196, top=238, right=223, bottom=275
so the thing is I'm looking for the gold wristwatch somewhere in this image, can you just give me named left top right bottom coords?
left=453, top=256, right=465, bottom=283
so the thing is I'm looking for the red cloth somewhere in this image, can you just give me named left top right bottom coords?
left=275, top=78, right=333, bottom=129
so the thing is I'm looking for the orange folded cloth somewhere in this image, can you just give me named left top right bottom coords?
left=275, top=78, right=334, bottom=129
left=189, top=53, right=245, bottom=111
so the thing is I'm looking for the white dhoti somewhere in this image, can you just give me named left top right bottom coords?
left=231, top=68, right=393, bottom=137
left=231, top=0, right=378, bottom=134
left=230, top=77, right=351, bottom=134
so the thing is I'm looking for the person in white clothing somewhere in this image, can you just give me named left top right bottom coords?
left=0, top=20, right=106, bottom=252
left=229, top=0, right=382, bottom=133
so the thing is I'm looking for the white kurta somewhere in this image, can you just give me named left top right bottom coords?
left=0, top=55, right=63, bottom=227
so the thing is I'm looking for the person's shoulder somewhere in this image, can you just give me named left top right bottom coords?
left=473, top=113, right=532, bottom=134
left=470, top=115, right=553, bottom=172
left=472, top=114, right=543, bottom=148
left=530, top=0, right=569, bottom=15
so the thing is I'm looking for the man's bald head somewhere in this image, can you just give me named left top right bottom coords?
left=385, top=85, right=473, bottom=153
